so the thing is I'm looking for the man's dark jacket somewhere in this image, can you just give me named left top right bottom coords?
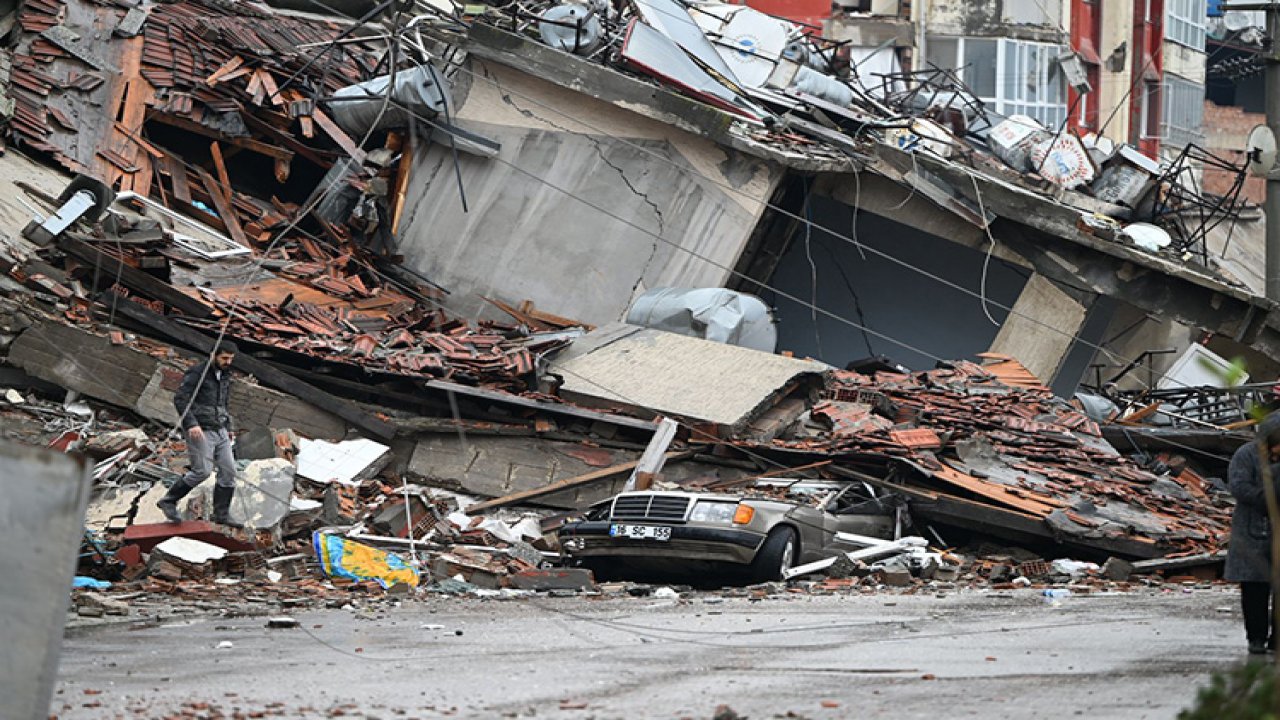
left=1226, top=413, right=1280, bottom=583
left=173, top=362, right=232, bottom=432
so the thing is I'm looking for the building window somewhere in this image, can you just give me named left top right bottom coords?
left=1140, top=81, right=1161, bottom=138
left=926, top=36, right=1069, bottom=128
left=963, top=39, right=997, bottom=98
left=1166, top=0, right=1207, bottom=50
left=1161, top=73, right=1205, bottom=148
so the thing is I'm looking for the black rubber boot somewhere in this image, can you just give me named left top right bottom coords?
left=211, top=484, right=244, bottom=529
left=156, top=481, right=195, bottom=523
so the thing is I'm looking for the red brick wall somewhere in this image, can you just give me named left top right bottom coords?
left=1201, top=101, right=1265, bottom=204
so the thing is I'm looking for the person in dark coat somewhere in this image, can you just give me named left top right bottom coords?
left=1225, top=412, right=1280, bottom=654
left=156, top=342, right=242, bottom=528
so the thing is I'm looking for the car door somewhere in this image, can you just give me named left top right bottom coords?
left=782, top=504, right=837, bottom=564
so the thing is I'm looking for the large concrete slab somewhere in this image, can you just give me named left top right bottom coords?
left=401, top=433, right=748, bottom=508
left=0, top=441, right=91, bottom=720
left=404, top=434, right=638, bottom=508
left=988, top=273, right=1089, bottom=385
left=8, top=321, right=346, bottom=439
left=548, top=323, right=830, bottom=434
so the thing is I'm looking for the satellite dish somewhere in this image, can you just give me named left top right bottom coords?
left=705, top=7, right=790, bottom=88
left=1224, top=11, right=1252, bottom=32
left=1247, top=124, right=1277, bottom=177
left=539, top=4, right=604, bottom=56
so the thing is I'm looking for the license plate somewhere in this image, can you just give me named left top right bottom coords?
left=609, top=524, right=672, bottom=541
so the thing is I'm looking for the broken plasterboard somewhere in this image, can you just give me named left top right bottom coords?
left=296, top=438, right=391, bottom=486
left=113, top=192, right=250, bottom=259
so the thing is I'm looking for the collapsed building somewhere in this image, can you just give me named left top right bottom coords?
left=0, top=0, right=1270, bottom=594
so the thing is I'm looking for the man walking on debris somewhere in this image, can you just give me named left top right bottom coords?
left=157, top=341, right=243, bottom=528
left=1225, top=412, right=1280, bottom=654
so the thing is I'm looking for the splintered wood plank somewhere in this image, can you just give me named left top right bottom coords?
left=193, top=165, right=249, bottom=248
left=390, top=133, right=412, bottom=235
left=57, top=236, right=213, bottom=318
left=245, top=68, right=263, bottom=100
left=250, top=69, right=268, bottom=105
left=162, top=152, right=192, bottom=205
left=209, top=141, right=233, bottom=205
left=117, top=122, right=164, bottom=159
left=108, top=34, right=155, bottom=196
left=259, top=69, right=282, bottom=106
left=205, top=55, right=245, bottom=85
left=312, top=109, right=366, bottom=165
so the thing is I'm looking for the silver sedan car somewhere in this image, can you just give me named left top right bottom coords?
left=558, top=486, right=896, bottom=583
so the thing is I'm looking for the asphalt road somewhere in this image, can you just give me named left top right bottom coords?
left=52, top=586, right=1251, bottom=719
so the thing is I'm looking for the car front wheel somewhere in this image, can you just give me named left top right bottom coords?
left=749, top=526, right=797, bottom=583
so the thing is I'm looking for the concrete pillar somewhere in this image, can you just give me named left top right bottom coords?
left=1097, top=0, right=1135, bottom=143
left=0, top=442, right=92, bottom=720
left=988, top=273, right=1089, bottom=384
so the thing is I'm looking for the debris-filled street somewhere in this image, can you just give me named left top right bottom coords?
left=6, top=0, right=1280, bottom=716
left=52, top=588, right=1244, bottom=720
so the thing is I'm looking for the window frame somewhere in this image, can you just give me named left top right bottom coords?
left=1160, top=73, right=1205, bottom=148
left=925, top=35, right=1069, bottom=129
left=1165, top=0, right=1207, bottom=51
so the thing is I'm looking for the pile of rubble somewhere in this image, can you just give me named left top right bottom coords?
left=71, top=422, right=591, bottom=603
left=0, top=0, right=1246, bottom=609
left=749, top=355, right=1232, bottom=559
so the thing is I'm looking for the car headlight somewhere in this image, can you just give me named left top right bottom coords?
left=689, top=501, right=739, bottom=524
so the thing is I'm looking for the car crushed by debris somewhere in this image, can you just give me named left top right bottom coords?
left=557, top=485, right=898, bottom=583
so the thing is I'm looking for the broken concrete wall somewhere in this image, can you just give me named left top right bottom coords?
left=400, top=434, right=746, bottom=508
left=926, top=0, right=1065, bottom=39
left=402, top=434, right=639, bottom=508
left=988, top=273, right=1091, bottom=385
left=548, top=323, right=829, bottom=434
left=1208, top=212, right=1265, bottom=297
left=7, top=321, right=346, bottom=439
left=396, top=60, right=783, bottom=326
left=824, top=16, right=913, bottom=49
